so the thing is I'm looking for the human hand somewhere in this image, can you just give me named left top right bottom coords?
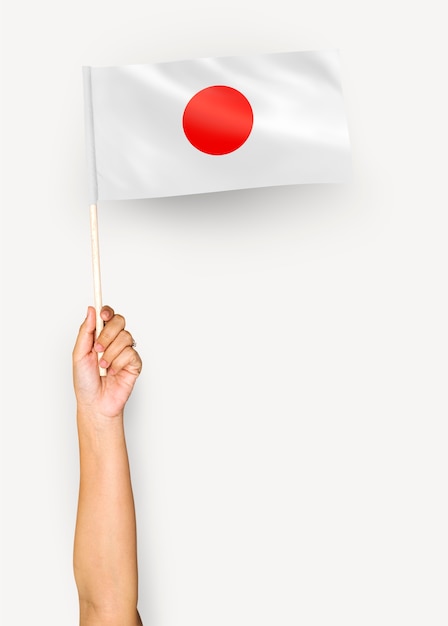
left=73, top=306, right=142, bottom=420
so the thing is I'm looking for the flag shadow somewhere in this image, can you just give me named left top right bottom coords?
left=103, top=182, right=351, bottom=232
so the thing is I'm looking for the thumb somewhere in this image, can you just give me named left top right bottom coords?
left=73, top=306, right=96, bottom=361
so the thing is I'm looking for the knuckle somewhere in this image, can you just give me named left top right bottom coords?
left=127, top=346, right=142, bottom=364
left=114, top=314, right=126, bottom=327
left=131, top=351, right=143, bottom=373
left=121, top=330, right=133, bottom=344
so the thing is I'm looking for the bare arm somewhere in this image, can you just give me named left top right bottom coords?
left=73, top=306, right=143, bottom=625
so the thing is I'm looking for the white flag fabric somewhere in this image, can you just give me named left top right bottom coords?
left=83, top=50, right=351, bottom=201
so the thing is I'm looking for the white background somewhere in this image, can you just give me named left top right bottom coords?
left=1, top=1, right=447, bottom=625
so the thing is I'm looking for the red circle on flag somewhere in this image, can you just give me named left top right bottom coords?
left=182, top=86, right=253, bottom=155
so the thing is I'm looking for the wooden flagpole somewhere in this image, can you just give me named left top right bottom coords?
left=89, top=204, right=107, bottom=376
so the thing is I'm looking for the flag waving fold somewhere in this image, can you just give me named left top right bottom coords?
left=82, top=50, right=351, bottom=201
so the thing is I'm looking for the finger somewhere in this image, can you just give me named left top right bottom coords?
left=99, top=330, right=135, bottom=369
left=101, top=305, right=115, bottom=322
left=94, top=313, right=126, bottom=352
left=73, top=307, right=96, bottom=361
left=109, top=346, right=142, bottom=376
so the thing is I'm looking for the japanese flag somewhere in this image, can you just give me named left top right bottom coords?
left=83, top=50, right=351, bottom=201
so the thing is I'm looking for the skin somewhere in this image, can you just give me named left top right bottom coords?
left=73, top=305, right=143, bottom=626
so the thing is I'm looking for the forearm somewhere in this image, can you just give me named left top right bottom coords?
left=74, top=410, right=139, bottom=622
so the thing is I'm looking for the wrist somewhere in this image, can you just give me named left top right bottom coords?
left=77, top=406, right=124, bottom=432
left=76, top=409, right=127, bottom=459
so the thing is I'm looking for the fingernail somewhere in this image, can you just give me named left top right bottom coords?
left=99, top=359, right=109, bottom=368
left=94, top=342, right=104, bottom=352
